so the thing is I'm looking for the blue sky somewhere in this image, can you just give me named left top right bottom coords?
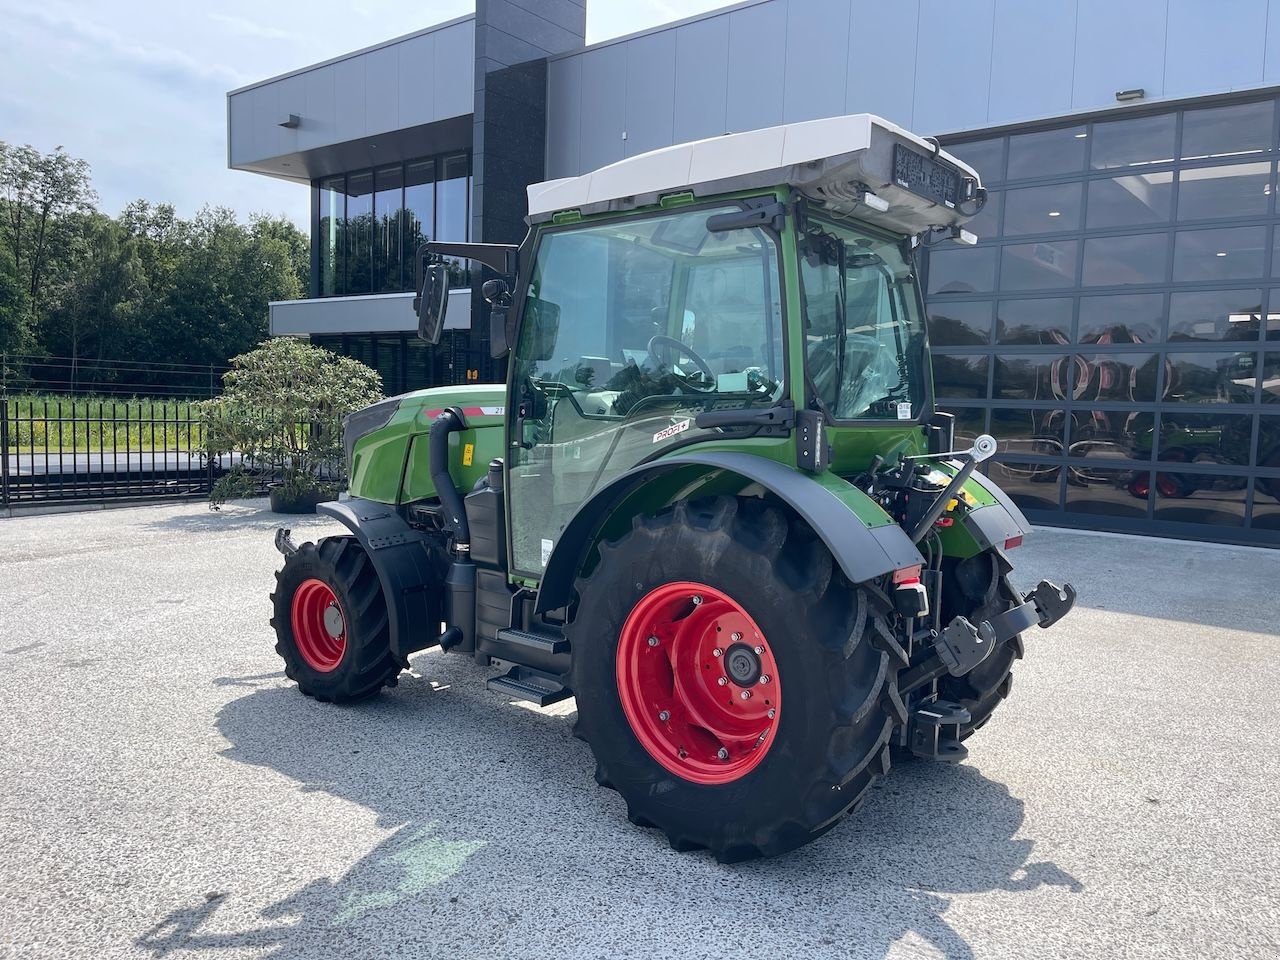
left=0, top=0, right=737, bottom=226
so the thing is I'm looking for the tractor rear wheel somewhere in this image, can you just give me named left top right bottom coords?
left=567, top=497, right=906, bottom=862
left=270, top=536, right=401, bottom=702
left=937, top=551, right=1024, bottom=739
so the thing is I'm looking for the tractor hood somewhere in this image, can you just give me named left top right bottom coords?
left=526, top=114, right=984, bottom=238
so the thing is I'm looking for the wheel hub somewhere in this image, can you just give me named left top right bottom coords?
left=615, top=581, right=781, bottom=785
left=290, top=578, right=347, bottom=673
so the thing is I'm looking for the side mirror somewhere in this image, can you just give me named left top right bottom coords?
left=483, top=278, right=514, bottom=359
left=415, top=262, right=449, bottom=344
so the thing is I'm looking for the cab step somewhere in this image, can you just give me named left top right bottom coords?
left=494, top=627, right=569, bottom=655
left=486, top=666, right=572, bottom=707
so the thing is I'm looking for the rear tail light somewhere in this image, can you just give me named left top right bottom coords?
left=1004, top=536, right=1023, bottom=551
left=892, top=564, right=923, bottom=585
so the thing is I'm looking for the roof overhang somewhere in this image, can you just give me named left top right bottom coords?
left=526, top=114, right=984, bottom=236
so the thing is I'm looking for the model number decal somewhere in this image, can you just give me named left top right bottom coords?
left=653, top=418, right=691, bottom=444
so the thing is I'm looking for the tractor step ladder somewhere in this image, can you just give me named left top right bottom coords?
left=494, top=627, right=569, bottom=655
left=487, top=665, right=572, bottom=707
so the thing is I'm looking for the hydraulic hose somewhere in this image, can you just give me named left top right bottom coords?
left=428, top=407, right=470, bottom=548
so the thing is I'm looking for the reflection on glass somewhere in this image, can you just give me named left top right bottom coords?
left=946, top=138, right=1005, bottom=182
left=929, top=301, right=993, bottom=346
left=1082, top=233, right=1168, bottom=286
left=1168, top=289, right=1263, bottom=342
left=1181, top=99, right=1274, bottom=161
left=933, top=354, right=990, bottom=398
left=963, top=191, right=1002, bottom=241
left=1157, top=411, right=1254, bottom=467
left=927, top=247, right=997, bottom=294
left=1264, top=353, right=1280, bottom=402
left=1086, top=172, right=1172, bottom=229
left=1003, top=182, right=1082, bottom=235
left=1173, top=226, right=1267, bottom=282
left=1176, top=162, right=1273, bottom=221
left=1152, top=475, right=1246, bottom=526
left=1001, top=241, right=1078, bottom=290
left=1090, top=113, right=1176, bottom=169
left=1078, top=293, right=1164, bottom=344
left=1252, top=479, right=1280, bottom=530
left=990, top=408, right=1066, bottom=459
left=938, top=405, right=987, bottom=447
left=1076, top=353, right=1159, bottom=402
left=995, top=297, right=1072, bottom=345
left=373, top=165, right=404, bottom=293
left=1071, top=411, right=1154, bottom=459
left=318, top=176, right=344, bottom=297
left=404, top=158, right=436, bottom=262
left=1065, top=466, right=1148, bottom=518
left=1166, top=350, right=1259, bottom=403
left=993, top=354, right=1066, bottom=400
left=1007, top=126, right=1087, bottom=179
left=345, top=171, right=374, bottom=295
left=987, top=460, right=1063, bottom=512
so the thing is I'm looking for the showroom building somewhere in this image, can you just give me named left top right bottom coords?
left=227, top=0, right=1280, bottom=546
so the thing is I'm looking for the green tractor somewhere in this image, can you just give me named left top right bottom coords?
left=270, top=114, right=1075, bottom=861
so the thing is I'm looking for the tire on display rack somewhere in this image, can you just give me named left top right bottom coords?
left=270, top=536, right=402, bottom=702
left=936, top=551, right=1024, bottom=740
left=567, top=496, right=907, bottom=862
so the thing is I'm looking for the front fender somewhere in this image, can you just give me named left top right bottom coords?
left=316, top=498, right=444, bottom=661
left=536, top=451, right=924, bottom=613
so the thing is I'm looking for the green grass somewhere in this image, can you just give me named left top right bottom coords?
left=3, top=394, right=208, bottom=453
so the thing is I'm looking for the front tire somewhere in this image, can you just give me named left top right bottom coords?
left=567, top=497, right=906, bottom=862
left=270, top=536, right=401, bottom=702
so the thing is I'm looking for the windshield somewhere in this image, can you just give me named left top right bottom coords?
left=799, top=216, right=928, bottom=421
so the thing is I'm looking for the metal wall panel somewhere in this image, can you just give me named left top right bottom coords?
left=546, top=55, right=582, bottom=178
left=301, top=67, right=337, bottom=153
left=844, top=0, right=919, bottom=126
left=269, top=289, right=473, bottom=335
left=1265, top=0, right=1280, bottom=83
left=1071, top=0, right=1166, bottom=110
left=725, top=1, right=787, bottom=134
left=578, top=46, right=627, bottom=171
left=624, top=32, right=676, bottom=157
left=363, top=45, right=400, bottom=138
left=432, top=22, right=476, bottom=122
left=1164, top=0, right=1267, bottom=97
left=913, top=0, right=996, bottom=134
left=988, top=0, right=1077, bottom=122
left=333, top=56, right=368, bottom=144
left=783, top=0, right=850, bottom=124
left=672, top=15, right=729, bottom=144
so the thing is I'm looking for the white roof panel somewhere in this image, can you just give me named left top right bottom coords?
left=526, top=113, right=984, bottom=236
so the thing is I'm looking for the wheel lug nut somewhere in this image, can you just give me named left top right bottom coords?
left=731, top=632, right=742, bottom=642
left=759, top=675, right=770, bottom=685
left=740, top=690, right=751, bottom=701
left=691, top=595, right=703, bottom=605
left=717, top=677, right=728, bottom=687
left=753, top=645, right=764, bottom=655
left=717, top=748, right=729, bottom=761
left=767, top=708, right=776, bottom=719
left=712, top=648, right=723, bottom=658
left=647, top=636, right=658, bottom=647
left=658, top=710, right=670, bottom=722
left=678, top=748, right=688, bottom=759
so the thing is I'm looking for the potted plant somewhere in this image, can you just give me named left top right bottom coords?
left=202, top=337, right=383, bottom=512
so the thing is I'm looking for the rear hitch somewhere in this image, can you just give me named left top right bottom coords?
left=907, top=699, right=971, bottom=762
left=274, top=528, right=298, bottom=558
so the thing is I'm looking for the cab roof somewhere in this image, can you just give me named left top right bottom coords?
left=526, top=114, right=983, bottom=237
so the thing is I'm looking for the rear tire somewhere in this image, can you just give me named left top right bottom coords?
left=937, top=552, right=1024, bottom=739
left=270, top=536, right=401, bottom=702
left=567, top=497, right=906, bottom=862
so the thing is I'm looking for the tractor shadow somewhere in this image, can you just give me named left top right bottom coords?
left=139, top=499, right=345, bottom=536
left=144, top=652, right=1080, bottom=960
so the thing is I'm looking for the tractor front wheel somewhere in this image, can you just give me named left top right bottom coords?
left=270, top=536, right=401, bottom=702
left=568, top=497, right=905, bottom=862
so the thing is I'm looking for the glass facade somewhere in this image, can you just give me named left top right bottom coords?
left=932, top=92, right=1280, bottom=545
left=310, top=331, right=486, bottom=397
left=314, top=151, right=471, bottom=298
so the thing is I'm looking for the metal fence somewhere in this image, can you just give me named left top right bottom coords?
left=0, top=355, right=230, bottom=510
left=0, top=396, right=223, bottom=508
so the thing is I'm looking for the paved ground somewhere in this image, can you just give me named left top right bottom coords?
left=1, top=500, right=1278, bottom=960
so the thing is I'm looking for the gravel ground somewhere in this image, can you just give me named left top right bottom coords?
left=1, top=499, right=1278, bottom=960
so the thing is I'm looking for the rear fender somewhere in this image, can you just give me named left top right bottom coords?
left=535, top=451, right=924, bottom=614
left=316, top=498, right=445, bottom=662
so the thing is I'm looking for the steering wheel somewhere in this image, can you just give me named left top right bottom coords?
left=647, top=335, right=716, bottom=383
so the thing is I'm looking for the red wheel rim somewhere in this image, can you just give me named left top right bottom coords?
left=615, top=581, right=780, bottom=785
left=291, top=578, right=347, bottom=672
